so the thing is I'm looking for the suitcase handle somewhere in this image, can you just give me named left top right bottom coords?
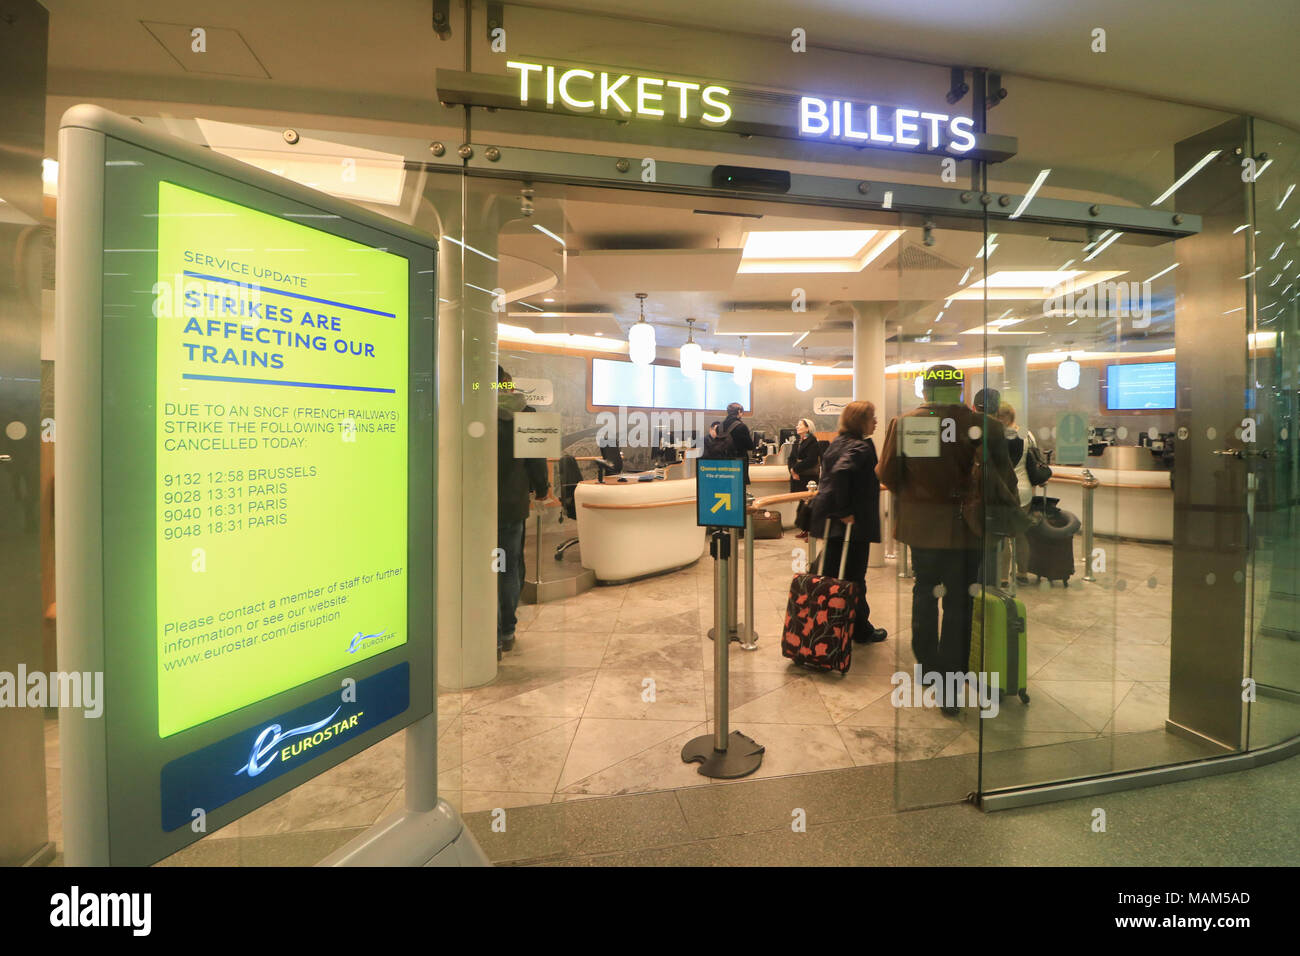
left=817, top=518, right=852, bottom=579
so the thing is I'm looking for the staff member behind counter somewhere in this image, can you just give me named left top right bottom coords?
left=787, top=418, right=821, bottom=493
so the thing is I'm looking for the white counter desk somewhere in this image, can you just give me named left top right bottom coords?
left=1049, top=465, right=1173, bottom=543
left=574, top=474, right=706, bottom=583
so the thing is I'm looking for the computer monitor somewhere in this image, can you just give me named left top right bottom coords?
left=778, top=428, right=796, bottom=445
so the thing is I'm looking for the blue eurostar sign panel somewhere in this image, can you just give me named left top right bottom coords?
left=159, top=662, right=409, bottom=831
left=696, top=458, right=745, bottom=528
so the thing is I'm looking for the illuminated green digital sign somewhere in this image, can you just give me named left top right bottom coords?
left=153, top=183, right=409, bottom=737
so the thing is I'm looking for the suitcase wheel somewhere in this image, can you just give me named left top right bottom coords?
left=1019, top=689, right=1030, bottom=704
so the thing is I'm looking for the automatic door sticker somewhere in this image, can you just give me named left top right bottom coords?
left=901, top=417, right=941, bottom=458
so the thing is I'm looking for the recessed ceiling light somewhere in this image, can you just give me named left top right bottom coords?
left=949, top=269, right=1127, bottom=300
left=737, top=229, right=903, bottom=274
left=543, top=297, right=555, bottom=302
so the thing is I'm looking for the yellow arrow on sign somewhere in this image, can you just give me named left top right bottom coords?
left=711, top=493, right=731, bottom=513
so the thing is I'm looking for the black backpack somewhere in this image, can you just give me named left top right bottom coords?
left=703, top=419, right=742, bottom=458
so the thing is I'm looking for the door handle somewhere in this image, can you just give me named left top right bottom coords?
left=1212, top=448, right=1273, bottom=459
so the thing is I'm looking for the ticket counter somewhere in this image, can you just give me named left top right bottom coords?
left=573, top=476, right=706, bottom=582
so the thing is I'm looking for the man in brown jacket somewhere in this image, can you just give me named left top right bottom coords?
left=876, top=367, right=1017, bottom=711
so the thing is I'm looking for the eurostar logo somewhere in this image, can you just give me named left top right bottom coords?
left=348, top=628, right=388, bottom=653
left=235, top=707, right=342, bottom=777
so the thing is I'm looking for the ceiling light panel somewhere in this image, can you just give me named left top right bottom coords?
left=737, top=229, right=903, bottom=274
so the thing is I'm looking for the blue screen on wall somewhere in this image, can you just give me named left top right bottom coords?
left=1105, top=362, right=1175, bottom=410
left=591, top=358, right=751, bottom=410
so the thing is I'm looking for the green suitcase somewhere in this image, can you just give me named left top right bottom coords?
left=969, top=588, right=1030, bottom=704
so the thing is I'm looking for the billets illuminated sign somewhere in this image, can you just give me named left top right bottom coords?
left=798, top=97, right=975, bottom=153
left=506, top=60, right=732, bottom=125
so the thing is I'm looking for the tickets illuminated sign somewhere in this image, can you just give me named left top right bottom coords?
left=506, top=60, right=732, bottom=125
left=798, top=97, right=976, bottom=153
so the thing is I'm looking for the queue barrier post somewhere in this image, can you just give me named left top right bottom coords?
left=681, top=528, right=765, bottom=778
left=1081, top=469, right=1097, bottom=583
left=740, top=492, right=758, bottom=651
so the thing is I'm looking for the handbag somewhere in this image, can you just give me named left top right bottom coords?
left=964, top=459, right=1028, bottom=538
left=794, top=499, right=813, bottom=532
left=1026, top=444, right=1053, bottom=486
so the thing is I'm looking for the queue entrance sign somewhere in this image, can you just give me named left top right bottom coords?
left=685, top=457, right=764, bottom=778
left=54, top=106, right=472, bottom=865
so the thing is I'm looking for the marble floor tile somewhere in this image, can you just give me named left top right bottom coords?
left=510, top=629, right=612, bottom=669
left=839, top=724, right=966, bottom=766
left=475, top=671, right=599, bottom=719
left=527, top=606, right=619, bottom=633
left=1104, top=682, right=1172, bottom=735
left=1032, top=679, right=1131, bottom=732
left=601, top=632, right=702, bottom=670
left=557, top=717, right=701, bottom=789
left=457, top=720, right=580, bottom=794
left=560, top=723, right=713, bottom=796
left=702, top=669, right=802, bottom=716
left=452, top=713, right=576, bottom=768
left=708, top=722, right=854, bottom=780
left=977, top=680, right=1103, bottom=734
left=460, top=666, right=596, bottom=714
left=583, top=666, right=706, bottom=721
left=460, top=790, right=555, bottom=813
left=616, top=605, right=704, bottom=636
left=721, top=677, right=835, bottom=726
left=1034, top=644, right=1122, bottom=682
left=813, top=673, right=898, bottom=723
left=1112, top=643, right=1173, bottom=682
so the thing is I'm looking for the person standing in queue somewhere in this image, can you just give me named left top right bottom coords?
left=876, top=366, right=981, bottom=713
left=496, top=366, right=550, bottom=660
left=787, top=418, right=821, bottom=492
left=720, top=401, right=755, bottom=486
left=996, top=402, right=1034, bottom=587
left=807, top=400, right=887, bottom=644
left=787, top=417, right=822, bottom=540
left=971, top=387, right=1022, bottom=587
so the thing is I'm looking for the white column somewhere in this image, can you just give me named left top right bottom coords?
left=436, top=189, right=503, bottom=690
left=853, top=303, right=887, bottom=567
left=999, top=345, right=1030, bottom=427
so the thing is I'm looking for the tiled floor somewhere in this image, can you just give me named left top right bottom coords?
left=39, top=530, right=1300, bottom=865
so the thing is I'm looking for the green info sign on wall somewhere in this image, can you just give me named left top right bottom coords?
left=154, top=182, right=410, bottom=737
left=55, top=107, right=437, bottom=865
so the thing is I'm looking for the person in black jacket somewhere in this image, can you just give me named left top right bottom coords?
left=787, top=417, right=821, bottom=493
left=808, top=400, right=887, bottom=644
left=721, top=402, right=754, bottom=485
left=497, top=366, right=550, bottom=657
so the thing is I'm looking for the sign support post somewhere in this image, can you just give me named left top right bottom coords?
left=683, top=460, right=764, bottom=778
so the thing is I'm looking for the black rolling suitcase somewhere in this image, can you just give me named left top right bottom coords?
left=1026, top=492, right=1080, bottom=586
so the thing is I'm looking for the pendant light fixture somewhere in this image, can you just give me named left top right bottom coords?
left=1057, top=349, right=1081, bottom=390
left=680, top=317, right=703, bottom=378
left=733, top=335, right=752, bottom=387
left=628, top=292, right=655, bottom=366
left=795, top=346, right=813, bottom=392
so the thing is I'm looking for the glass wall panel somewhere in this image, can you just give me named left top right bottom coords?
left=1247, top=118, right=1300, bottom=749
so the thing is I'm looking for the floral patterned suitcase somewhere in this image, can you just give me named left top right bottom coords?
left=782, top=521, right=857, bottom=673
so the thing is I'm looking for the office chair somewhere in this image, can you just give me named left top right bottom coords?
left=596, top=443, right=624, bottom=481
left=554, top=454, right=584, bottom=561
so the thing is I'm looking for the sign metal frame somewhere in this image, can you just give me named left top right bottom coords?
left=55, top=105, right=438, bottom=865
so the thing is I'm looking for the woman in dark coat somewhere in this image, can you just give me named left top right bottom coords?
left=807, top=400, right=886, bottom=644
left=787, top=417, right=821, bottom=493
